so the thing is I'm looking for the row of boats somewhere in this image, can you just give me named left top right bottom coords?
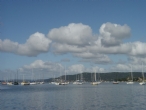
left=51, top=70, right=102, bottom=85
left=1, top=80, right=146, bottom=86
left=1, top=81, right=44, bottom=85
left=113, top=81, right=145, bottom=85
left=51, top=80, right=145, bottom=85
left=51, top=80, right=102, bottom=85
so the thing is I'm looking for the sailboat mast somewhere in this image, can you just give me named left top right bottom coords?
left=32, top=68, right=33, bottom=81
left=23, top=74, right=24, bottom=82
left=17, top=69, right=18, bottom=82
left=142, top=62, right=144, bottom=81
left=81, top=72, right=82, bottom=81
left=95, top=70, right=96, bottom=81
left=65, top=66, right=66, bottom=81
left=60, top=65, right=62, bottom=82
left=131, top=65, right=133, bottom=81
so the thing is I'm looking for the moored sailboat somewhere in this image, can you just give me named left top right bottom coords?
left=97, top=72, right=102, bottom=84
left=30, top=69, right=37, bottom=85
left=139, top=63, right=145, bottom=85
left=73, top=73, right=83, bottom=85
left=21, top=81, right=30, bottom=85
left=91, top=70, right=98, bottom=85
left=21, top=74, right=30, bottom=85
left=127, top=65, right=134, bottom=84
left=113, top=73, right=119, bottom=84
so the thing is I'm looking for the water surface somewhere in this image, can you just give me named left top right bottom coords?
left=0, top=82, right=146, bottom=110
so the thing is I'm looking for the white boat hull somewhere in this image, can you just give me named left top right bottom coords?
left=30, top=82, right=37, bottom=85
left=113, top=81, right=119, bottom=84
left=127, top=82, right=134, bottom=84
left=73, top=81, right=82, bottom=85
left=139, top=82, right=145, bottom=85
left=91, top=82, right=98, bottom=85
left=7, top=82, right=13, bottom=85
left=21, top=82, right=30, bottom=85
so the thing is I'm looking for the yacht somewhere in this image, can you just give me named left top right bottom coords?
left=30, top=82, right=37, bottom=85
left=139, top=63, right=145, bottom=85
left=73, top=80, right=83, bottom=85
left=91, top=70, right=98, bottom=85
left=139, top=82, right=145, bottom=85
left=7, top=82, right=13, bottom=85
left=21, top=81, right=30, bottom=85
left=91, top=82, right=98, bottom=85
left=113, top=81, right=119, bottom=84
left=127, top=65, right=134, bottom=84
left=127, top=81, right=134, bottom=84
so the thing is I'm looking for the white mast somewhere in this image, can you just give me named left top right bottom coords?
left=65, top=65, right=66, bottom=81
left=95, top=70, right=96, bottom=82
left=131, top=65, right=133, bottom=81
left=142, top=62, right=144, bottom=81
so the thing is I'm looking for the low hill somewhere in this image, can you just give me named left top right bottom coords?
left=44, top=72, right=145, bottom=82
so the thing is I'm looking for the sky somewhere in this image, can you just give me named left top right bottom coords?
left=0, top=0, right=146, bottom=80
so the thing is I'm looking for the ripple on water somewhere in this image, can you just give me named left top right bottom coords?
left=1, top=83, right=146, bottom=110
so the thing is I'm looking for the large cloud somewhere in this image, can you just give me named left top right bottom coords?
left=1, top=22, right=146, bottom=65
left=20, top=60, right=106, bottom=76
left=22, top=60, right=63, bottom=72
left=47, top=23, right=110, bottom=64
left=68, top=64, right=85, bottom=74
left=100, top=22, right=131, bottom=47
left=110, top=63, right=145, bottom=72
left=0, top=32, right=52, bottom=56
left=51, top=42, right=87, bottom=54
left=128, top=56, right=146, bottom=64
left=128, top=41, right=146, bottom=57
left=47, top=22, right=146, bottom=64
left=74, top=52, right=111, bottom=64
left=0, top=39, right=18, bottom=53
left=48, top=23, right=94, bottom=46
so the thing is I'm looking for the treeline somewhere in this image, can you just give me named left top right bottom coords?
left=45, top=72, right=145, bottom=82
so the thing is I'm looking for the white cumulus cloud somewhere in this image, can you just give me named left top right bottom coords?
left=0, top=32, right=52, bottom=56
left=100, top=22, right=131, bottom=47
left=48, top=23, right=94, bottom=46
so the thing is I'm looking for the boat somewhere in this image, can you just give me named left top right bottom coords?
left=113, top=81, right=119, bottom=84
left=54, top=82, right=61, bottom=85
left=97, top=72, right=102, bottom=84
left=30, top=82, right=37, bottom=85
left=59, top=66, right=69, bottom=85
left=13, top=82, right=19, bottom=85
left=73, top=74, right=77, bottom=84
left=39, top=81, right=44, bottom=84
left=139, top=82, right=145, bottom=85
left=91, top=70, right=98, bottom=85
left=60, top=81, right=69, bottom=85
left=113, top=73, right=119, bottom=84
left=21, top=81, right=30, bottom=85
left=73, top=72, right=83, bottom=85
left=127, top=66, right=134, bottom=84
left=139, top=63, right=145, bottom=85
left=73, top=73, right=83, bottom=85
left=30, top=69, right=37, bottom=85
left=1, top=78, right=7, bottom=85
left=1, top=82, right=7, bottom=85
left=21, top=74, right=30, bottom=85
left=73, top=80, right=83, bottom=85
left=13, top=70, right=19, bottom=85
left=7, top=82, right=13, bottom=85
left=127, top=81, right=134, bottom=84
left=91, top=81, right=98, bottom=85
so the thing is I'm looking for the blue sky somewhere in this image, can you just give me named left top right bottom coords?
left=0, top=0, right=146, bottom=80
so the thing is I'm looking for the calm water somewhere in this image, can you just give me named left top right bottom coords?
left=0, top=82, right=146, bottom=110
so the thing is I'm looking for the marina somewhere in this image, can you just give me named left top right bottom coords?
left=1, top=0, right=146, bottom=110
